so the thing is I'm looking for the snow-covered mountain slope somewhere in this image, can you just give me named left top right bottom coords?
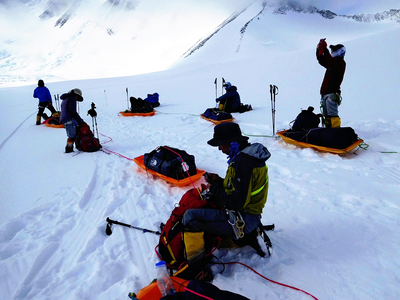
left=1, top=1, right=400, bottom=300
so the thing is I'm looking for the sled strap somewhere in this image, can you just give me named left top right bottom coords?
left=250, top=165, right=268, bottom=196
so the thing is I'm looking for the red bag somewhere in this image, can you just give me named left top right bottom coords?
left=158, top=186, right=213, bottom=269
left=75, top=123, right=102, bottom=152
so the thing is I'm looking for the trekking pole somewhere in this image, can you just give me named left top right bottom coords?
left=106, top=217, right=161, bottom=236
left=270, top=85, right=278, bottom=136
left=222, top=77, right=226, bottom=95
left=126, top=87, right=129, bottom=110
left=214, top=78, right=217, bottom=99
left=104, top=90, right=108, bottom=106
left=53, top=94, right=60, bottom=112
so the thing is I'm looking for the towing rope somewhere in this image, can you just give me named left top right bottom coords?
left=224, top=261, right=319, bottom=300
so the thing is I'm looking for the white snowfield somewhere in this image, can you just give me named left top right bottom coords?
left=1, top=1, right=400, bottom=299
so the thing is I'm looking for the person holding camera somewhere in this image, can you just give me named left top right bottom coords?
left=316, top=38, right=346, bottom=128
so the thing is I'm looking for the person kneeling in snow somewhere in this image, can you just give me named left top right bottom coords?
left=60, top=88, right=87, bottom=153
left=216, top=82, right=241, bottom=113
left=182, top=122, right=271, bottom=279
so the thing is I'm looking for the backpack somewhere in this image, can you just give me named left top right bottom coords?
left=130, top=97, right=154, bottom=113
left=158, top=186, right=215, bottom=269
left=75, top=123, right=102, bottom=152
left=143, top=146, right=197, bottom=180
left=144, top=93, right=160, bottom=107
left=291, top=106, right=321, bottom=131
left=203, top=108, right=232, bottom=121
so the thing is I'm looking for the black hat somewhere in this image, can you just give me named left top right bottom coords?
left=207, top=122, right=249, bottom=146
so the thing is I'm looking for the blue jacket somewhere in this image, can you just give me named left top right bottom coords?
left=33, top=86, right=52, bottom=103
left=216, top=86, right=241, bottom=112
left=60, top=92, right=84, bottom=124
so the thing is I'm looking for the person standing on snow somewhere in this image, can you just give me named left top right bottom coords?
left=215, top=82, right=241, bottom=112
left=316, top=39, right=346, bottom=128
left=181, top=122, right=271, bottom=280
left=33, top=79, right=58, bottom=125
left=60, top=88, right=87, bottom=153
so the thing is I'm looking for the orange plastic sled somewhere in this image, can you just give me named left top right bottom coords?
left=133, top=155, right=206, bottom=187
left=200, top=114, right=233, bottom=125
left=42, top=119, right=64, bottom=128
left=135, top=277, right=189, bottom=299
left=119, top=111, right=156, bottom=117
left=277, top=130, right=364, bottom=155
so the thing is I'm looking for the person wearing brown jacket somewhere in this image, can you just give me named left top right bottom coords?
left=316, top=39, right=346, bottom=128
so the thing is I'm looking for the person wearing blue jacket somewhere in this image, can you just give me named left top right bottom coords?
left=60, top=88, right=86, bottom=153
left=33, top=80, right=58, bottom=125
left=215, top=82, right=241, bottom=113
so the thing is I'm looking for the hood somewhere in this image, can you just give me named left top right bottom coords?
left=241, top=143, right=271, bottom=161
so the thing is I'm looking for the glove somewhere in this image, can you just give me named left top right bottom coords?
left=203, top=172, right=223, bottom=184
left=317, top=38, right=327, bottom=55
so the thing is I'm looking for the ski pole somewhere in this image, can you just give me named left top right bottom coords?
left=222, top=77, right=226, bottom=95
left=270, top=85, right=278, bottom=136
left=214, top=78, right=217, bottom=99
left=104, top=90, right=108, bottom=106
left=106, top=217, right=161, bottom=236
left=126, top=87, right=129, bottom=110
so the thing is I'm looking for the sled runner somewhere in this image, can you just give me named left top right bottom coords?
left=119, top=111, right=156, bottom=117
left=277, top=129, right=363, bottom=155
left=134, top=155, right=206, bottom=187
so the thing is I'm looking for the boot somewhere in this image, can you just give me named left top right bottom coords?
left=324, top=116, right=331, bottom=128
left=65, top=138, right=75, bottom=153
left=331, top=116, right=341, bottom=128
left=36, top=115, right=41, bottom=125
left=230, top=226, right=272, bottom=257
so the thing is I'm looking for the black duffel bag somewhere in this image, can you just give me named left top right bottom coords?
left=305, top=127, right=359, bottom=149
left=143, top=146, right=197, bottom=180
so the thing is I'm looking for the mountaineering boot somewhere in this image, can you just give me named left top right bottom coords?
left=65, top=145, right=73, bottom=153
left=65, top=138, right=75, bottom=153
left=230, top=226, right=272, bottom=257
left=36, top=115, right=41, bottom=125
left=324, top=116, right=332, bottom=128
left=331, top=116, right=341, bottom=128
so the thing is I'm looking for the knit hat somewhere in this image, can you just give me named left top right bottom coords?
left=38, top=80, right=44, bottom=87
left=329, top=44, right=346, bottom=57
left=223, top=82, right=232, bottom=89
left=207, top=122, right=249, bottom=146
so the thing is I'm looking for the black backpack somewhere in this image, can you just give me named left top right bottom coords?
left=130, top=97, right=154, bottom=113
left=75, top=123, right=102, bottom=152
left=291, top=106, right=321, bottom=131
left=143, top=146, right=197, bottom=180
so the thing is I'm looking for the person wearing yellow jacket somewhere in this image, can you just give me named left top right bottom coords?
left=181, top=122, right=271, bottom=280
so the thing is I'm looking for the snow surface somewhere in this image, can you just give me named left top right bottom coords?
left=1, top=1, right=400, bottom=299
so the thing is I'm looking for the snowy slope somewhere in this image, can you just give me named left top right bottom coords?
left=1, top=1, right=400, bottom=299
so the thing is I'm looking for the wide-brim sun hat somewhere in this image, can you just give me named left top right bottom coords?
left=207, top=122, right=249, bottom=146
